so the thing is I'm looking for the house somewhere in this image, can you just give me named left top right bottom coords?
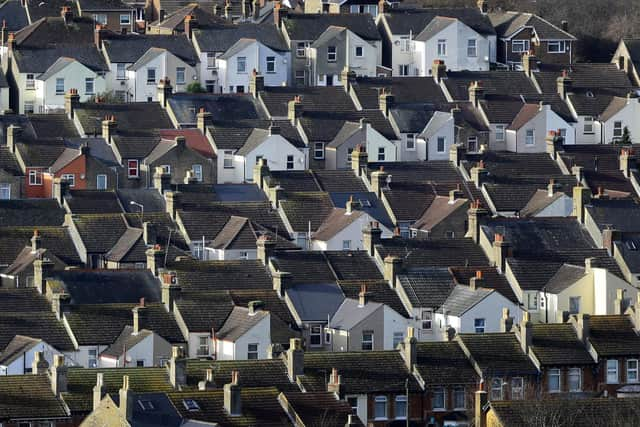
left=325, top=120, right=396, bottom=170
left=0, top=144, right=23, bottom=199
left=146, top=3, right=231, bottom=35
left=76, top=0, right=136, bottom=34
left=311, top=205, right=391, bottom=251
left=0, top=374, right=71, bottom=425
left=98, top=325, right=173, bottom=368
left=0, top=335, right=65, bottom=375
left=214, top=304, right=272, bottom=360
left=506, top=103, right=575, bottom=152
left=304, top=0, right=382, bottom=15
left=612, top=38, right=640, bottom=87
left=488, top=11, right=576, bottom=68
left=410, top=192, right=470, bottom=239
left=377, top=8, right=496, bottom=76
left=144, top=135, right=216, bottom=186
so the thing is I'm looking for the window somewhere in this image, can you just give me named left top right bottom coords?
left=182, top=399, right=200, bottom=411
left=223, top=151, right=234, bottom=168
left=528, top=293, right=538, bottom=310
left=296, top=42, right=308, bottom=57
left=310, top=325, right=322, bottom=346
left=393, top=332, right=404, bottom=348
left=138, top=400, right=155, bottom=410
left=24, top=101, right=34, bottom=113
left=237, top=57, right=247, bottom=73
left=0, top=184, right=10, bottom=199
left=327, top=46, right=337, bottom=62
left=314, top=142, right=324, bottom=159
left=247, top=343, right=258, bottom=359
left=26, top=74, right=35, bottom=89
left=490, top=378, right=503, bottom=400
left=207, top=52, right=217, bottom=69
left=362, top=330, right=374, bottom=350
left=584, top=116, right=594, bottom=134
left=548, top=41, right=566, bottom=53
left=29, top=170, right=42, bottom=186
left=93, top=14, right=107, bottom=25
left=548, top=368, right=561, bottom=392
left=607, top=359, right=619, bottom=384
left=117, top=63, right=126, bottom=80
left=120, top=14, right=131, bottom=25
left=286, top=155, right=294, bottom=170
left=350, top=4, right=377, bottom=14
left=558, top=128, right=567, bottom=139
left=347, top=396, right=358, bottom=415
left=467, top=136, right=478, bottom=152
left=355, top=46, right=363, bottom=57
left=525, top=129, right=535, bottom=145
left=324, top=327, right=331, bottom=344
left=295, top=70, right=305, bottom=86
left=432, top=387, right=445, bottom=410
left=406, top=134, right=415, bottom=150
left=400, top=36, right=411, bottom=53
left=511, top=377, right=524, bottom=400
left=398, top=64, right=410, bottom=76
left=97, top=174, right=107, bottom=190
left=395, top=395, right=407, bottom=419
left=88, top=349, right=97, bottom=368
left=627, top=359, right=639, bottom=383
left=176, top=67, right=185, bottom=85
left=127, top=160, right=139, bottom=178
left=437, top=39, right=447, bottom=56
left=377, top=147, right=385, bottom=161
left=496, top=125, right=506, bottom=141
left=56, top=78, right=64, bottom=94
left=421, top=310, right=432, bottom=330
left=346, top=147, right=354, bottom=167
left=266, top=56, right=276, bottom=73
left=136, top=360, right=144, bottom=367
left=512, top=39, right=530, bottom=53
left=474, top=318, right=485, bottom=333
left=146, top=68, right=157, bottom=85
left=342, top=240, right=351, bottom=250
left=374, top=396, right=387, bottom=419
left=61, top=173, right=75, bottom=187
left=160, top=165, right=171, bottom=175
left=197, top=336, right=209, bottom=356
left=192, top=164, right=202, bottom=182
left=453, top=386, right=465, bottom=409
left=236, top=85, right=245, bottom=93
left=569, top=296, right=581, bottom=314
left=613, top=121, right=623, bottom=139
left=467, top=39, right=477, bottom=57
left=85, top=78, right=95, bottom=95
left=437, top=136, right=446, bottom=153
left=568, top=367, right=582, bottom=392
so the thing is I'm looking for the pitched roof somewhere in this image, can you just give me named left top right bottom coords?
left=0, top=226, right=80, bottom=267
left=507, top=103, right=543, bottom=130
left=103, top=34, right=199, bottom=65
left=488, top=11, right=576, bottom=40
left=416, top=341, right=478, bottom=385
left=208, top=119, right=303, bottom=150
left=352, top=76, right=448, bottom=110
left=338, top=279, right=410, bottom=318
left=0, top=0, right=29, bottom=32
left=215, top=306, right=269, bottom=341
left=412, top=196, right=468, bottom=232
left=279, top=191, right=335, bottom=232
left=171, top=259, right=272, bottom=291
left=382, top=8, right=495, bottom=36
left=0, top=374, right=69, bottom=421
left=71, top=213, right=128, bottom=253
left=397, top=268, right=456, bottom=309
left=543, top=264, right=587, bottom=294
left=280, top=391, right=362, bottom=427
left=313, top=208, right=364, bottom=241
left=457, top=333, right=538, bottom=376
left=286, top=282, right=345, bottom=322
left=65, top=190, right=123, bottom=214
left=529, top=323, right=594, bottom=366
left=377, top=237, right=490, bottom=270
left=100, top=325, right=154, bottom=359
left=16, top=138, right=66, bottom=167
left=438, top=285, right=494, bottom=316
left=449, top=267, right=518, bottom=304
left=168, top=92, right=265, bottom=125
left=194, top=23, right=288, bottom=52
left=588, top=315, right=640, bottom=357
left=259, top=86, right=357, bottom=118
left=329, top=298, right=383, bottom=330
left=283, top=13, right=381, bottom=41
left=0, top=335, right=41, bottom=366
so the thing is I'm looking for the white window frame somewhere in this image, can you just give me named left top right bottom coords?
left=584, top=116, right=594, bottom=134
left=286, top=155, right=294, bottom=170
left=342, top=240, right=351, bottom=250
left=511, top=377, right=524, bottom=400
left=29, top=170, right=42, bottom=186
left=97, top=174, right=107, bottom=190
left=88, top=349, right=98, bottom=368
left=147, top=68, right=156, bottom=85
left=395, top=395, right=407, bottom=419
left=295, top=70, right=305, bottom=86
left=247, top=343, right=258, bottom=359
left=512, top=39, right=530, bottom=53
left=0, top=183, right=10, bottom=199
left=237, top=57, right=247, bottom=73
left=547, top=40, right=566, bottom=53
left=399, top=36, right=411, bottom=53
left=392, top=332, right=404, bottom=349
left=627, top=359, right=639, bottom=383
left=548, top=368, right=561, bottom=393
left=374, top=395, right=387, bottom=419
left=405, top=133, right=415, bottom=150
left=474, top=318, right=485, bottom=333
left=569, top=296, right=581, bottom=314
left=495, top=125, right=506, bottom=141
left=525, top=129, right=535, bottom=145
left=490, top=378, right=503, bottom=400
left=24, top=101, right=34, bottom=114
left=296, top=42, right=308, bottom=58
left=362, top=330, right=374, bottom=351
left=56, top=78, right=65, bottom=95
left=192, top=164, right=203, bottom=182
left=355, top=46, right=364, bottom=57
left=93, top=14, right=107, bottom=25
left=176, top=67, right=185, bottom=85
left=467, top=39, right=477, bottom=57
left=207, top=52, right=217, bottom=69
left=314, top=142, right=324, bottom=160
left=266, top=56, right=276, bottom=73
left=310, top=325, right=322, bottom=347
left=197, top=335, right=209, bottom=356
left=437, top=39, right=447, bottom=56
left=421, top=309, right=432, bottom=330
left=61, top=173, right=75, bottom=187
left=398, top=64, right=409, bottom=76
left=327, top=46, right=337, bottom=62
left=613, top=121, right=623, bottom=138
left=432, top=387, right=446, bottom=410
left=223, top=151, right=234, bottom=169
left=26, top=74, right=35, bottom=90
left=117, top=63, right=126, bottom=80
left=528, top=293, right=538, bottom=310
left=120, top=13, right=131, bottom=25
left=127, top=159, right=139, bottom=178
left=568, top=367, right=582, bottom=392
left=85, top=77, right=95, bottom=95
left=377, top=147, right=385, bottom=161
left=607, top=359, right=619, bottom=384
left=437, top=136, right=446, bottom=153
left=453, top=386, right=466, bottom=409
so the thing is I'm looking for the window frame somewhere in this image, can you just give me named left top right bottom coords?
left=395, top=395, right=407, bottom=419
left=342, top=240, right=351, bottom=250
left=511, top=377, right=524, bottom=400
left=569, top=296, right=581, bottom=314
left=525, top=129, right=535, bottom=145
left=405, top=133, right=416, bottom=150
left=314, top=142, right=325, bottom=160
left=61, top=173, right=75, bottom=187
left=374, top=395, right=388, bottom=419
left=310, top=325, right=322, bottom=347
left=467, top=38, right=477, bottom=57
left=197, top=335, right=209, bottom=356
left=399, top=36, right=411, bottom=53
left=29, top=169, right=42, bottom=186
left=392, top=332, right=404, bottom=349
left=24, top=101, right=35, bottom=114
left=613, top=121, right=623, bottom=138
left=432, top=387, right=446, bottom=410
left=223, top=150, right=234, bottom=169
left=453, top=386, right=466, bottom=409
left=116, top=63, right=126, bottom=80
left=85, top=77, right=95, bottom=95
left=88, top=349, right=98, bottom=368
left=547, top=40, right=566, bottom=53
left=176, top=67, right=186, bottom=85
left=26, top=74, right=35, bottom=90
left=55, top=77, right=65, bottom=95
left=362, top=330, right=374, bottom=351
left=421, top=309, right=433, bottom=330
left=127, top=159, right=139, bottom=178
left=145, top=68, right=155, bottom=84
left=296, top=42, right=308, bottom=58
left=355, top=46, right=364, bottom=57
left=627, top=359, right=639, bottom=383
left=474, top=318, right=486, bottom=333
left=495, top=124, right=506, bottom=141
left=327, top=46, right=337, bottom=63
left=266, top=56, right=276, bottom=73
left=548, top=368, right=561, bottom=393
left=437, top=136, right=446, bottom=153
left=286, top=155, right=294, bottom=170
left=607, top=359, right=619, bottom=384
left=437, top=39, right=447, bottom=56
left=568, top=367, right=582, bottom=392
left=237, top=56, right=247, bottom=73
left=119, top=13, right=131, bottom=26
left=0, top=183, right=10, bottom=200
left=207, top=52, right=217, bottom=69
left=512, top=39, right=530, bottom=53
left=398, top=64, right=409, bottom=76
left=97, top=174, right=107, bottom=190
left=247, top=343, right=258, bottom=360
left=490, top=377, right=503, bottom=400
left=377, top=147, right=385, bottom=161
left=192, top=164, right=203, bottom=182
left=583, top=116, right=594, bottom=134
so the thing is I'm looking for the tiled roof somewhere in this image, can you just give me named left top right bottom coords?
left=588, top=315, right=640, bottom=357
left=65, top=190, right=123, bottom=214
left=397, top=267, right=456, bottom=309
left=28, top=114, right=80, bottom=139
left=0, top=374, right=69, bottom=420
left=450, top=267, right=519, bottom=303
left=438, top=285, right=494, bottom=316
left=0, top=226, right=80, bottom=267
left=281, top=391, right=362, bottom=427
left=312, top=208, right=364, bottom=242
left=535, top=63, right=632, bottom=95
left=443, top=71, right=539, bottom=102
left=272, top=251, right=335, bottom=284
left=280, top=192, right=335, bottom=233
left=312, top=170, right=368, bottom=193
left=229, top=289, right=299, bottom=335
left=216, top=305, right=269, bottom=341
left=376, top=238, right=490, bottom=270
left=338, top=279, right=410, bottom=318
left=488, top=11, right=575, bottom=40
left=416, top=341, right=478, bottom=385
left=103, top=34, right=198, bottom=65
left=259, top=86, right=356, bottom=118
left=352, top=76, right=447, bottom=110
left=585, top=198, right=640, bottom=232
left=0, top=0, right=28, bottom=32
left=16, top=138, right=66, bottom=167
left=71, top=213, right=128, bottom=253
left=383, top=8, right=495, bottom=36
left=194, top=23, right=288, bottom=52
left=185, top=358, right=298, bottom=391
left=175, top=291, right=234, bottom=332
left=283, top=13, right=381, bottom=41
left=298, top=110, right=397, bottom=141
left=457, top=333, right=538, bottom=377
left=171, top=259, right=272, bottom=291
left=529, top=323, right=594, bottom=366
left=0, top=335, right=41, bottom=366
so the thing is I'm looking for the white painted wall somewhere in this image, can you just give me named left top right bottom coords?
left=217, top=41, right=289, bottom=93
left=41, top=61, right=106, bottom=111
left=127, top=50, right=198, bottom=102
left=311, top=212, right=392, bottom=251
left=535, top=194, right=573, bottom=217
left=243, top=135, right=306, bottom=181
left=458, top=292, right=522, bottom=333
left=382, top=305, right=411, bottom=350
left=0, top=341, right=65, bottom=375
left=506, top=105, right=575, bottom=152
left=215, top=313, right=271, bottom=360
left=601, top=99, right=640, bottom=144
left=420, top=112, right=455, bottom=160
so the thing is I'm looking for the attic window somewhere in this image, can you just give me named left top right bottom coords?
left=626, top=241, right=638, bottom=251
left=138, top=400, right=155, bottom=411
left=359, top=199, right=372, bottom=207
left=183, top=399, right=200, bottom=411
left=586, top=91, right=594, bottom=98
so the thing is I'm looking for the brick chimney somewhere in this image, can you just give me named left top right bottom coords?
left=146, top=245, right=165, bottom=276
left=268, top=185, right=284, bottom=209
left=50, top=355, right=68, bottom=396
left=470, top=160, right=488, bottom=187
left=273, top=270, right=292, bottom=297
left=449, top=143, right=466, bottom=167
left=31, top=229, right=41, bottom=253
left=345, top=195, right=355, bottom=214
left=468, top=81, right=484, bottom=108
left=556, top=70, right=573, bottom=100
left=101, top=115, right=117, bottom=143
left=370, top=166, right=389, bottom=197
left=288, top=96, right=303, bottom=125
left=93, top=373, right=106, bottom=411
left=253, top=157, right=270, bottom=189
left=402, top=326, right=417, bottom=371
left=61, top=6, right=73, bottom=24
left=184, top=169, right=198, bottom=184
left=52, top=292, right=70, bottom=320
left=500, top=307, right=514, bottom=332
left=602, top=227, right=621, bottom=255
left=32, top=351, right=49, bottom=375
left=224, top=0, right=232, bottom=20
left=165, top=190, right=181, bottom=220
left=250, top=69, right=265, bottom=97
left=198, top=368, right=216, bottom=391
left=383, top=255, right=401, bottom=287
left=341, top=68, right=356, bottom=91
left=378, top=0, right=385, bottom=14
left=273, top=0, right=282, bottom=28
left=53, top=177, right=70, bottom=206
left=547, top=178, right=561, bottom=197
left=357, top=284, right=369, bottom=307
left=34, top=258, right=54, bottom=294
left=432, top=59, right=447, bottom=83
left=94, top=24, right=106, bottom=49
left=475, top=383, right=488, bottom=427
left=286, top=338, right=304, bottom=382
left=143, top=222, right=157, bottom=246
left=620, top=148, right=636, bottom=178
left=64, top=89, right=80, bottom=119
left=467, top=199, right=488, bottom=244
left=153, top=166, right=171, bottom=194
left=161, top=271, right=181, bottom=312
left=493, top=233, right=511, bottom=273
left=132, top=297, right=146, bottom=334
left=469, top=270, right=483, bottom=290
left=574, top=313, right=590, bottom=344
left=224, top=371, right=242, bottom=416
left=168, top=346, right=187, bottom=388
left=362, top=221, right=382, bottom=257
left=184, top=14, right=198, bottom=39
left=477, top=0, right=487, bottom=13
left=632, top=294, right=640, bottom=331
left=572, top=186, right=591, bottom=224
left=614, top=289, right=626, bottom=315
left=7, top=124, right=21, bottom=153
left=519, top=312, right=532, bottom=354
left=522, top=51, right=538, bottom=78
left=269, top=122, right=281, bottom=136
left=379, top=89, right=394, bottom=117
left=545, top=130, right=561, bottom=159
left=257, top=235, right=276, bottom=265
left=351, top=144, right=368, bottom=176
left=157, top=78, right=173, bottom=108
left=449, top=184, right=463, bottom=203
left=327, top=367, right=343, bottom=395
left=195, top=108, right=212, bottom=133
left=119, top=375, right=133, bottom=420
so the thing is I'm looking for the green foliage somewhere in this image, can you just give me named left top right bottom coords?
left=186, top=82, right=205, bottom=93
left=87, top=91, right=124, bottom=104
left=618, top=126, right=632, bottom=144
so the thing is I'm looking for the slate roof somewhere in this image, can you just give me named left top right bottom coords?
left=0, top=146, right=21, bottom=175
left=299, top=110, right=397, bottom=141
left=13, top=35, right=108, bottom=73
left=283, top=13, right=381, bottom=41
left=377, top=238, right=490, bottom=270
left=457, top=333, right=538, bottom=376
left=194, top=23, right=288, bottom=52
left=397, top=267, right=455, bottom=309
left=16, top=138, right=66, bottom=167
left=71, top=213, right=128, bottom=253
left=354, top=76, right=448, bottom=111
left=535, top=63, right=632, bottom=96
left=449, top=267, right=519, bottom=304
left=543, top=264, right=587, bottom=294
left=438, top=285, right=494, bottom=316
left=0, top=0, right=29, bottom=32
left=100, top=325, right=153, bottom=359
left=175, top=291, right=235, bottom=332
left=171, top=259, right=272, bottom=291
left=529, top=323, right=594, bottom=366
left=588, top=315, right=640, bottom=357
left=412, top=196, right=468, bottom=232
left=0, top=374, right=69, bottom=421
left=0, top=199, right=65, bottom=227
left=0, top=335, right=41, bottom=366
left=150, top=3, right=230, bottom=31
left=329, top=192, right=394, bottom=229
left=168, top=92, right=264, bottom=125
left=313, top=208, right=364, bottom=241
left=215, top=305, right=269, bottom=341
left=259, top=86, right=357, bottom=118
left=0, top=226, right=79, bottom=267
left=286, top=282, right=345, bottom=322
left=382, top=8, right=495, bottom=36
left=103, top=34, right=199, bottom=65
left=64, top=190, right=123, bottom=214
left=281, top=391, right=361, bottom=427
left=488, top=11, right=576, bottom=40
left=415, top=341, right=478, bottom=385
left=280, top=191, right=335, bottom=233
left=329, top=298, right=383, bottom=331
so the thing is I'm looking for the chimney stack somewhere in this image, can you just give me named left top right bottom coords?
left=273, top=0, right=283, bottom=27
left=161, top=271, right=181, bottom=312
left=143, top=222, right=157, bottom=246
left=273, top=270, right=292, bottom=298
left=64, top=89, right=80, bottom=119
left=53, top=177, right=70, bottom=206
left=379, top=89, right=395, bottom=117
left=52, top=292, right=70, bottom=321
left=157, top=78, right=173, bottom=108
left=268, top=122, right=281, bottom=136
left=31, top=229, right=41, bottom=253
left=470, top=160, right=488, bottom=188
left=93, top=373, right=106, bottom=410
left=449, top=184, right=463, bottom=203
left=345, top=195, right=355, bottom=215
left=500, top=308, right=514, bottom=332
left=402, top=326, right=417, bottom=371
left=257, top=235, right=276, bottom=266
left=253, top=157, right=270, bottom=189
left=522, top=51, right=538, bottom=77
left=50, top=355, right=68, bottom=396
left=467, top=199, right=488, bottom=244
left=32, top=351, right=49, bottom=375
left=198, top=368, right=216, bottom=391
left=519, top=312, right=532, bottom=354
left=370, top=166, right=389, bottom=197
left=493, top=233, right=511, bottom=273
left=561, top=20, right=569, bottom=32
left=469, top=270, right=483, bottom=290
left=288, top=96, right=303, bottom=125
left=119, top=375, right=133, bottom=420
left=168, top=346, right=187, bottom=388
left=383, top=255, right=401, bottom=287
left=196, top=107, right=213, bottom=133
left=547, top=178, right=561, bottom=197
left=286, top=338, right=304, bottom=382
left=34, top=258, right=55, bottom=295
left=61, top=6, right=73, bottom=24
left=94, top=24, right=106, bottom=49
left=146, top=245, right=165, bottom=276
left=252, top=0, right=260, bottom=21
left=571, top=186, right=591, bottom=224
left=153, top=166, right=171, bottom=194
left=132, top=298, right=146, bottom=334
left=449, top=144, right=466, bottom=167
left=101, top=115, right=117, bottom=143
left=165, top=190, right=181, bottom=220
left=614, top=289, right=626, bottom=315
left=432, top=59, right=447, bottom=83
left=475, top=383, right=488, bottom=427
left=556, top=70, right=573, bottom=100
left=602, top=227, right=621, bottom=256
left=362, top=221, right=382, bottom=257
left=468, top=81, right=484, bottom=108
left=351, top=144, right=368, bottom=176
left=477, top=0, right=488, bottom=13
left=184, top=14, right=198, bottom=39
left=7, top=31, right=15, bottom=52
left=575, top=313, right=590, bottom=344
left=250, top=69, right=265, bottom=98
left=224, top=371, right=242, bottom=416
left=620, top=148, right=636, bottom=178
left=327, top=367, right=343, bottom=395
left=358, top=284, right=369, bottom=307
left=7, top=124, right=21, bottom=154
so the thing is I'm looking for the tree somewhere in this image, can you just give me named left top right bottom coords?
left=619, top=126, right=632, bottom=145
left=186, top=82, right=205, bottom=93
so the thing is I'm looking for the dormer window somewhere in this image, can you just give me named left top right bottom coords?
left=182, top=399, right=200, bottom=411
left=138, top=400, right=155, bottom=411
left=586, top=91, right=594, bottom=98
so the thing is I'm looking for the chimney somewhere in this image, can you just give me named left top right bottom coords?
left=633, top=294, right=640, bottom=331
left=132, top=298, right=146, bottom=334
left=547, top=179, right=561, bottom=197
left=252, top=0, right=260, bottom=21
left=31, top=229, right=41, bottom=253
left=34, top=258, right=55, bottom=294
left=379, top=89, right=395, bottom=117
left=143, top=222, right=157, bottom=246
left=571, top=165, right=584, bottom=184
left=467, top=200, right=488, bottom=244
left=7, top=124, right=21, bottom=153
left=327, top=367, right=343, bottom=395
left=620, top=148, right=636, bottom=178
left=468, top=81, right=484, bottom=108
left=161, top=271, right=181, bottom=312
left=268, top=185, right=284, bottom=209
left=594, top=186, right=609, bottom=200
left=198, top=368, right=216, bottom=391
left=286, top=338, right=304, bottom=382
left=168, top=346, right=187, bottom=388
left=52, top=292, right=70, bottom=320
left=556, top=70, right=573, bottom=100
left=572, top=186, right=591, bottom=224
left=157, top=78, right=173, bottom=108
left=449, top=184, right=463, bottom=203
left=370, top=166, right=389, bottom=197
left=500, top=308, right=514, bottom=332
left=470, top=160, right=488, bottom=187
left=273, top=0, right=282, bottom=27
left=357, top=284, right=369, bottom=307
left=383, top=255, right=402, bottom=287
left=402, top=326, right=417, bottom=371
left=119, top=375, right=133, bottom=420
left=522, top=51, right=538, bottom=77
left=53, top=177, right=70, bottom=206
left=477, top=0, right=488, bottom=13
left=545, top=130, right=561, bottom=159
left=362, top=221, right=382, bottom=257
left=269, top=122, right=281, bottom=136
left=89, top=373, right=106, bottom=411
left=64, top=89, right=80, bottom=119
left=184, top=169, right=198, bottom=185
left=32, top=351, right=49, bottom=375
left=257, top=235, right=276, bottom=265
left=475, top=384, right=488, bottom=427
left=101, top=115, right=117, bottom=143
left=94, top=24, right=106, bottom=49
left=287, top=96, right=303, bottom=125
left=146, top=245, right=165, bottom=276
left=7, top=31, right=15, bottom=52
left=50, top=355, right=68, bottom=396
left=449, top=143, right=466, bottom=167
left=519, top=312, right=532, bottom=354
left=469, top=270, right=483, bottom=290
left=378, top=0, right=385, bottom=14
left=249, top=69, right=265, bottom=98
left=80, top=144, right=90, bottom=156
left=224, top=0, right=232, bottom=20
left=273, top=270, right=292, bottom=297
left=153, top=166, right=171, bottom=194
left=493, top=233, right=510, bottom=273
left=165, top=191, right=181, bottom=220
left=248, top=300, right=264, bottom=315
left=253, top=158, right=270, bottom=189
left=432, top=59, right=447, bottom=83
left=351, top=144, right=368, bottom=176
left=561, top=20, right=569, bottom=32
left=341, top=68, right=356, bottom=91
left=184, top=14, right=198, bottom=39
left=345, top=195, right=355, bottom=214
left=602, top=228, right=621, bottom=255
left=224, top=371, right=242, bottom=416
left=575, top=313, right=590, bottom=344
left=61, top=6, right=73, bottom=24
left=614, top=289, right=626, bottom=315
